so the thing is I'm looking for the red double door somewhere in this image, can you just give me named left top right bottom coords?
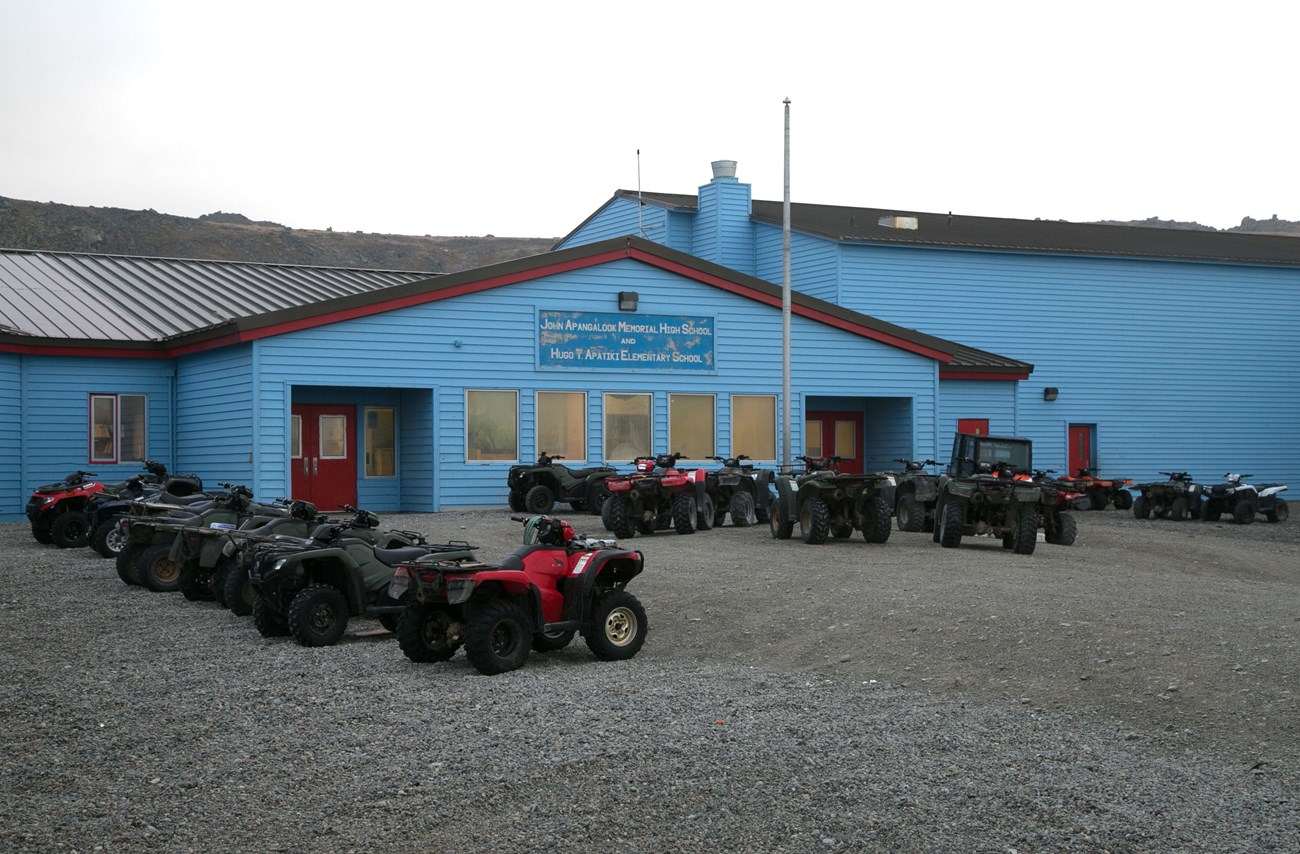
left=805, top=411, right=865, bottom=474
left=291, top=405, right=357, bottom=510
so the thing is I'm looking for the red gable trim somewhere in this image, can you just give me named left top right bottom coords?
left=939, top=370, right=1029, bottom=381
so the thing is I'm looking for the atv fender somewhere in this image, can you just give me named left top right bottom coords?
left=752, top=468, right=774, bottom=501
left=269, top=548, right=368, bottom=614
left=561, top=549, right=644, bottom=628
left=774, top=476, right=798, bottom=525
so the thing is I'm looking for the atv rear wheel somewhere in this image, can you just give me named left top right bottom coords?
left=223, top=564, right=256, bottom=616
left=1113, top=490, right=1134, bottom=511
left=288, top=583, right=350, bottom=647
left=1012, top=504, right=1038, bottom=555
left=1132, top=495, right=1150, bottom=519
left=465, top=599, right=532, bottom=675
left=398, top=603, right=460, bottom=662
left=896, top=494, right=923, bottom=532
left=508, top=489, right=526, bottom=512
left=179, top=566, right=215, bottom=602
left=252, top=597, right=289, bottom=637
left=210, top=558, right=235, bottom=608
left=672, top=493, right=697, bottom=535
left=799, top=498, right=830, bottom=544
left=938, top=499, right=963, bottom=548
left=90, top=515, right=128, bottom=558
left=585, top=590, right=647, bottom=661
left=1232, top=500, right=1255, bottom=525
left=1169, top=496, right=1188, bottom=521
left=729, top=491, right=755, bottom=527
left=116, top=543, right=144, bottom=586
left=532, top=628, right=575, bottom=652
left=1202, top=502, right=1222, bottom=522
left=138, top=542, right=183, bottom=592
left=769, top=497, right=793, bottom=539
left=50, top=511, right=91, bottom=549
left=1266, top=498, right=1288, bottom=523
left=587, top=482, right=611, bottom=516
left=603, top=495, right=636, bottom=539
left=859, top=496, right=892, bottom=544
left=524, top=485, right=555, bottom=514
left=1088, top=490, right=1108, bottom=511
left=1046, top=512, right=1078, bottom=546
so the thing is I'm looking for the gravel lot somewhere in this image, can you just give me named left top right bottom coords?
left=1, top=507, right=1297, bottom=853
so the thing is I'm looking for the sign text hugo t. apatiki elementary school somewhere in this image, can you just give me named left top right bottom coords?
left=538, top=310, right=715, bottom=371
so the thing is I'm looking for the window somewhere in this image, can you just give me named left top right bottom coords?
left=291, top=415, right=302, bottom=459
left=365, top=407, right=396, bottom=477
left=537, top=392, right=586, bottom=461
left=604, top=393, right=651, bottom=461
left=805, top=420, right=823, bottom=458
left=731, top=395, right=776, bottom=460
left=467, top=390, right=518, bottom=461
left=89, top=394, right=146, bottom=463
left=834, top=420, right=856, bottom=460
left=669, top=394, right=715, bottom=460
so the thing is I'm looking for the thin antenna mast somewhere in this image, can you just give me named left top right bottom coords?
left=781, top=98, right=792, bottom=470
left=637, top=149, right=644, bottom=237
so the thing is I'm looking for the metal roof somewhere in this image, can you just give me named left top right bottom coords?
left=606, top=190, right=1300, bottom=267
left=0, top=249, right=435, bottom=342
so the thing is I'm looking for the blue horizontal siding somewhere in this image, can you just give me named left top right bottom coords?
left=0, top=355, right=22, bottom=518
left=176, top=345, right=254, bottom=490
left=559, top=198, right=673, bottom=250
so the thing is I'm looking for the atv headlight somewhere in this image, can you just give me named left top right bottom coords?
left=272, top=559, right=287, bottom=573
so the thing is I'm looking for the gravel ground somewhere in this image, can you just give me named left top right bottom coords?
left=1, top=507, right=1297, bottom=853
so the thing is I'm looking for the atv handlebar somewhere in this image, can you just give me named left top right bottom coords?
left=1159, top=471, right=1193, bottom=480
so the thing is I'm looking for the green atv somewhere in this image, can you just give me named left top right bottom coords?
left=769, top=455, right=894, bottom=545
left=932, top=433, right=1042, bottom=555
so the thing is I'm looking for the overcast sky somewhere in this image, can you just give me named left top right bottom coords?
left=2, top=1, right=1296, bottom=239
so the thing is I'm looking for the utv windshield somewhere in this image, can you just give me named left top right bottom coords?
left=972, top=438, right=1031, bottom=473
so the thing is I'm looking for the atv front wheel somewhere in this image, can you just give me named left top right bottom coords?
left=1202, top=502, right=1222, bottom=522
left=1012, top=504, right=1038, bottom=555
left=532, top=628, right=575, bottom=653
left=524, top=485, right=555, bottom=514
left=1088, top=490, right=1108, bottom=511
left=31, top=522, right=54, bottom=545
left=223, top=564, right=255, bottom=616
left=769, top=497, right=793, bottom=540
left=585, top=590, right=647, bottom=661
left=138, top=542, right=183, bottom=592
left=1048, top=512, right=1078, bottom=546
left=1266, top=499, right=1288, bottom=523
left=1113, top=490, right=1134, bottom=511
left=252, top=597, right=289, bottom=637
left=1168, top=496, right=1188, bottom=521
left=938, top=500, right=963, bottom=548
left=50, top=511, right=90, bottom=549
left=603, top=496, right=636, bottom=539
left=859, top=496, right=892, bottom=544
left=90, top=515, right=128, bottom=558
left=799, top=498, right=830, bottom=544
left=465, top=599, right=532, bottom=675
left=729, top=491, right=755, bottom=527
left=288, top=584, right=350, bottom=647
left=398, top=603, right=460, bottom=662
left=116, top=543, right=144, bottom=586
left=1132, top=496, right=1150, bottom=519
left=179, top=566, right=215, bottom=602
left=507, top=489, right=526, bottom=512
left=896, top=494, right=923, bottom=532
left=672, top=493, right=697, bottom=535
left=1232, top=500, right=1255, bottom=525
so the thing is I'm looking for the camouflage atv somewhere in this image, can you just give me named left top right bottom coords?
left=932, top=434, right=1041, bottom=555
left=769, top=456, right=893, bottom=545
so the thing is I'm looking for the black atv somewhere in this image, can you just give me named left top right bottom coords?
left=87, top=468, right=205, bottom=558
left=217, top=505, right=429, bottom=616
left=1031, top=469, right=1089, bottom=547
left=1132, top=472, right=1204, bottom=521
left=1201, top=473, right=1289, bottom=525
left=769, top=455, right=893, bottom=545
left=115, top=484, right=291, bottom=591
left=932, top=434, right=1042, bottom=555
left=705, top=455, right=773, bottom=527
left=892, top=458, right=941, bottom=533
left=507, top=452, right=617, bottom=515
left=246, top=523, right=476, bottom=648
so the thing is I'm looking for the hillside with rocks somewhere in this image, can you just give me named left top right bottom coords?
left=0, top=196, right=556, bottom=273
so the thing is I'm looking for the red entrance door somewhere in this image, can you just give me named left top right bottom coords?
left=291, top=404, right=357, bottom=510
left=1068, top=424, right=1093, bottom=477
left=805, top=411, right=864, bottom=474
left=957, top=418, right=989, bottom=436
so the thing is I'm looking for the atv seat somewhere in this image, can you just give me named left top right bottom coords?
left=375, top=545, right=438, bottom=566
left=159, top=493, right=215, bottom=506
left=559, top=465, right=612, bottom=478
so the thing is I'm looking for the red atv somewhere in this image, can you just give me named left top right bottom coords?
left=601, top=452, right=714, bottom=537
left=389, top=515, right=647, bottom=675
left=27, top=460, right=171, bottom=548
left=1057, top=467, right=1135, bottom=511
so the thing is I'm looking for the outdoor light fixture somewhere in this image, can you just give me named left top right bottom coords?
left=1043, top=387, right=1059, bottom=401
left=618, top=291, right=639, bottom=312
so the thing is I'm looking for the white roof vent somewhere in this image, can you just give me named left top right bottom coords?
left=878, top=215, right=919, bottom=230
left=711, top=160, right=737, bottom=179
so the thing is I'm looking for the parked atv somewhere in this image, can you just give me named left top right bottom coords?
left=892, top=458, right=941, bottom=532
left=86, top=469, right=206, bottom=558
left=769, top=455, right=894, bottom=545
left=507, top=452, right=617, bottom=515
left=26, top=460, right=168, bottom=548
left=116, top=484, right=289, bottom=591
left=390, top=514, right=647, bottom=675
left=601, top=452, right=713, bottom=537
left=1056, top=467, right=1135, bottom=511
left=1031, top=470, right=1089, bottom=546
left=932, top=433, right=1042, bottom=554
left=1201, top=473, right=1289, bottom=525
left=705, top=455, right=773, bottom=527
left=1132, top=472, right=1205, bottom=521
left=171, top=498, right=323, bottom=603
left=246, top=523, right=476, bottom=648
left=218, top=505, right=428, bottom=616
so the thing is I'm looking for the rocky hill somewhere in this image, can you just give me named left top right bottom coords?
left=1090, top=214, right=1300, bottom=236
left=0, top=196, right=556, bottom=273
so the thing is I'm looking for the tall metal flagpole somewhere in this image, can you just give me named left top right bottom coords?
left=781, top=98, right=792, bottom=470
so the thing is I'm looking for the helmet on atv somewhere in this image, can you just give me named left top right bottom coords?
left=289, top=499, right=318, bottom=520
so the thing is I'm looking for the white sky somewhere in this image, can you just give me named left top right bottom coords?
left=2, top=0, right=1296, bottom=239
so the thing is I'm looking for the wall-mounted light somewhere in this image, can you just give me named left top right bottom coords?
left=618, top=291, right=639, bottom=312
left=1043, top=387, right=1059, bottom=401
left=453, top=340, right=463, bottom=349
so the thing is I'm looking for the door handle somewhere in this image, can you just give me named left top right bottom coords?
left=302, top=457, right=308, bottom=474
left=313, top=457, right=318, bottom=476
